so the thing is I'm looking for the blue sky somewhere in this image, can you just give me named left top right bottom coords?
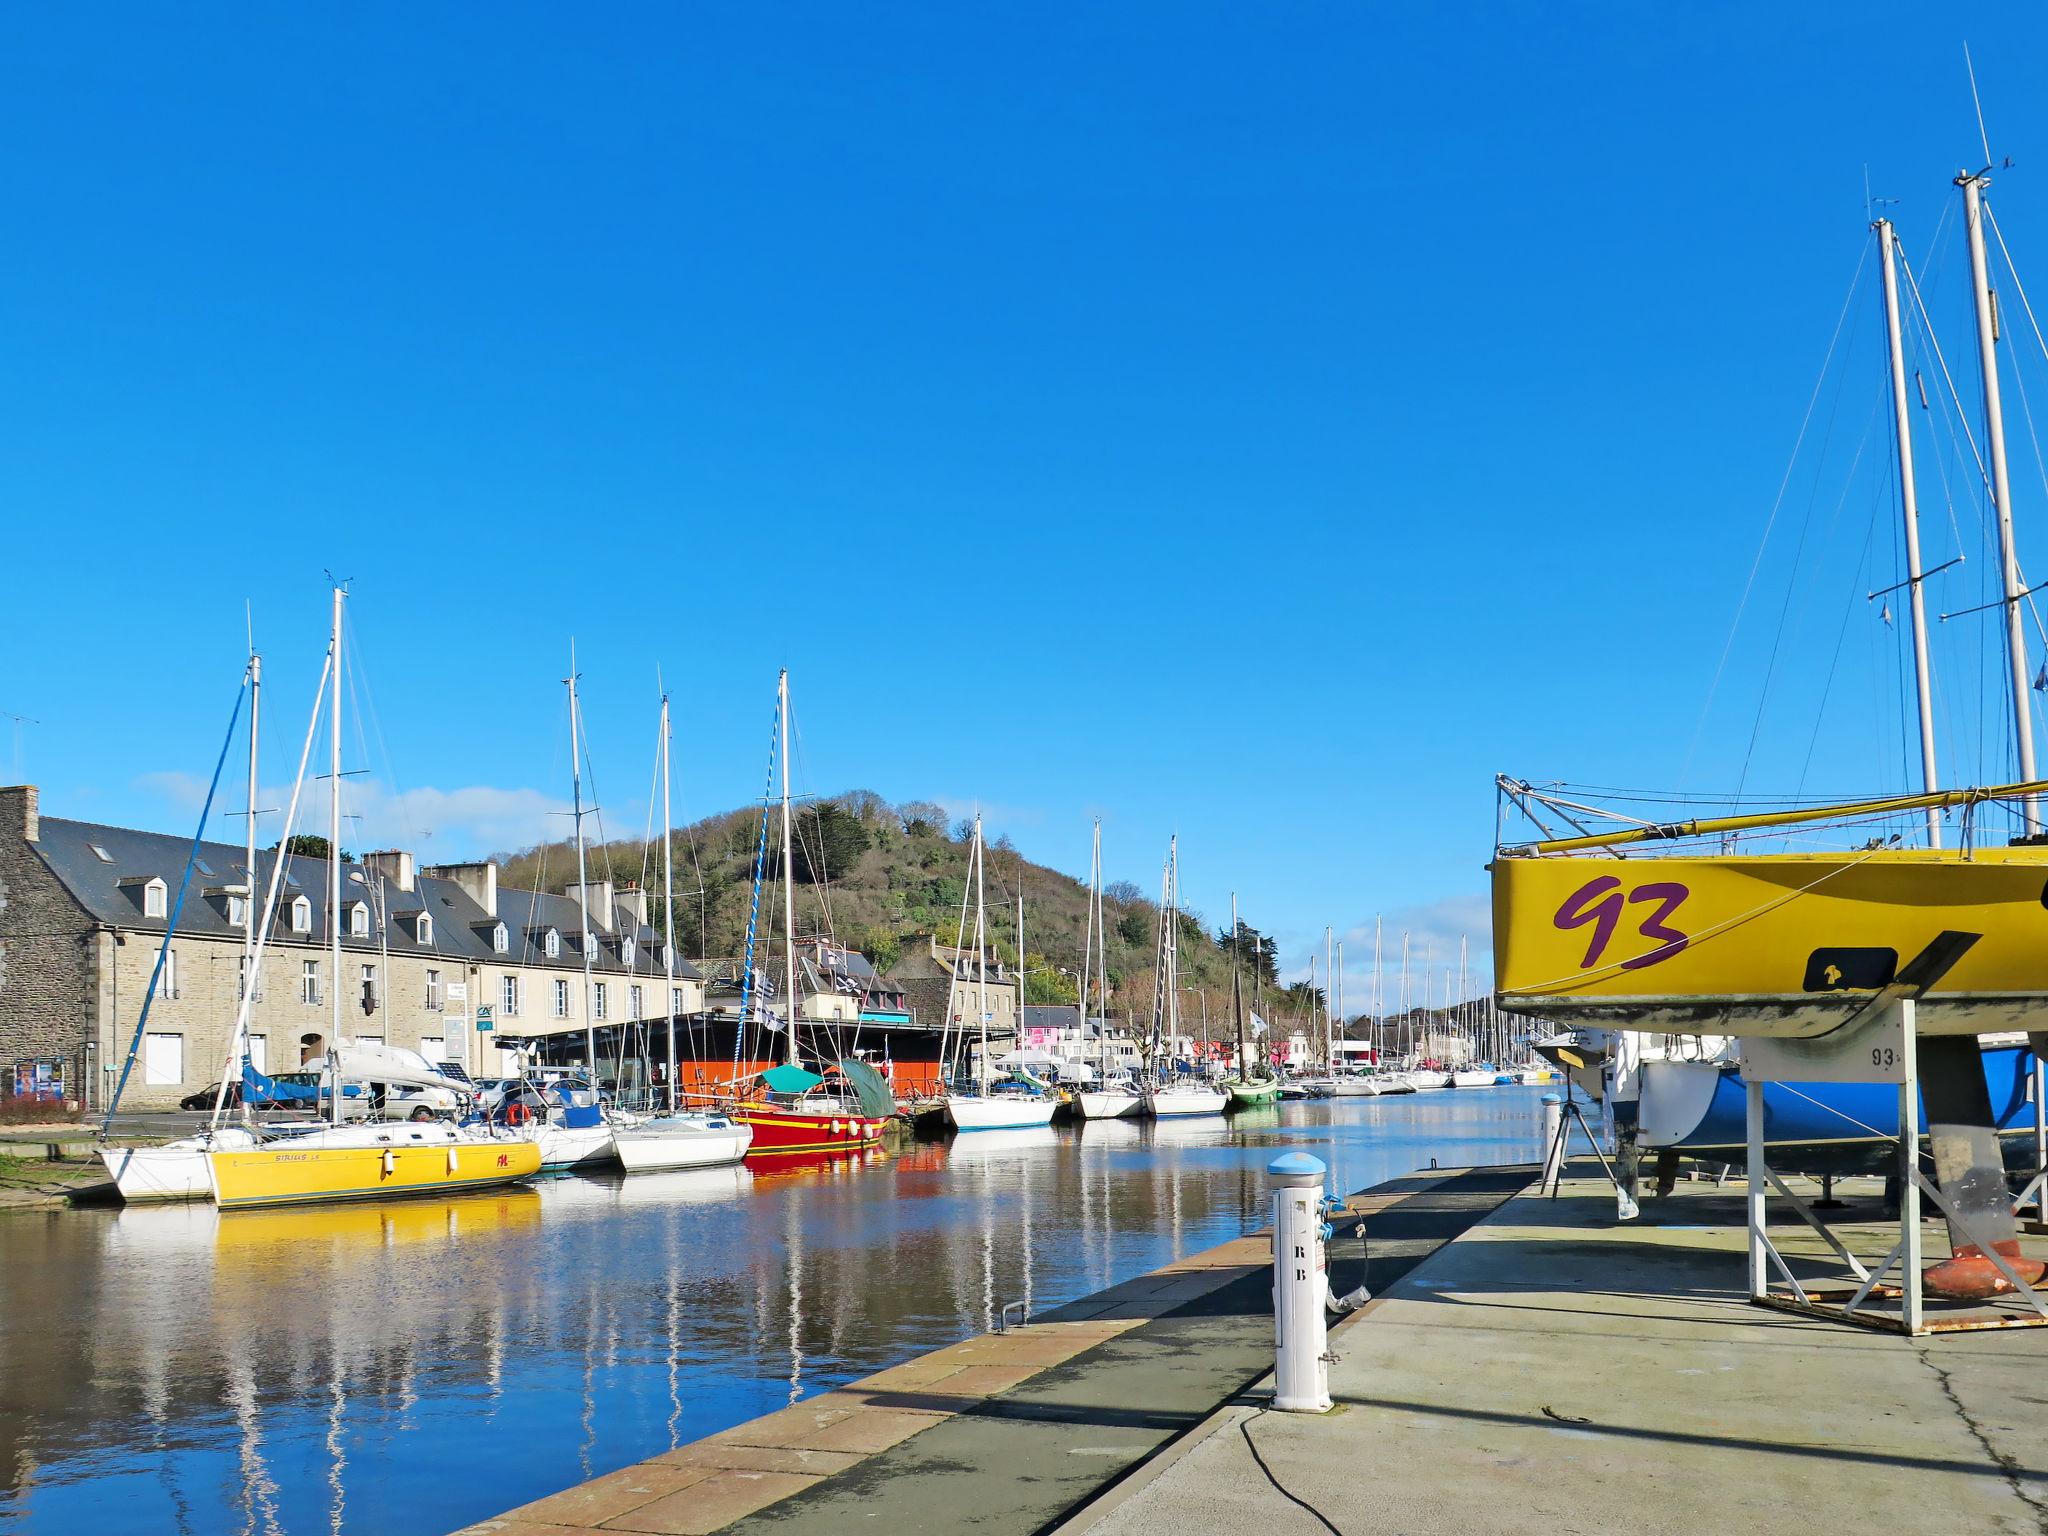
left=7, top=4, right=2048, bottom=1007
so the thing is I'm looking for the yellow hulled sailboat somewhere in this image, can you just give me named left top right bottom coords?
left=208, top=1122, right=542, bottom=1211
left=1492, top=780, right=2048, bottom=1039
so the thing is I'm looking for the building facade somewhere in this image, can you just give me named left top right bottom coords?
left=0, top=786, right=702, bottom=1110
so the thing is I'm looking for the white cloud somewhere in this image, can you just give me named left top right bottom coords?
left=135, top=771, right=574, bottom=858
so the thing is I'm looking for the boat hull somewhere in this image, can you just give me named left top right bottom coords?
left=535, top=1121, right=617, bottom=1170
left=1226, top=1081, right=1282, bottom=1107
left=1146, top=1087, right=1228, bottom=1118
left=207, top=1133, right=542, bottom=1210
left=1637, top=1045, right=2040, bottom=1176
left=1075, top=1091, right=1143, bottom=1120
left=736, top=1103, right=887, bottom=1155
left=1493, top=847, right=2048, bottom=1038
left=613, top=1120, right=752, bottom=1172
left=945, top=1096, right=1058, bottom=1132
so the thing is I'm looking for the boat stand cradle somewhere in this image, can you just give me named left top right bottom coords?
left=1743, top=991, right=2048, bottom=1336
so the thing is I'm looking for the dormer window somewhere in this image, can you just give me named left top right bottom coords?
left=141, top=878, right=167, bottom=919
left=227, top=894, right=249, bottom=926
left=290, top=896, right=312, bottom=933
left=491, top=923, right=508, bottom=955
left=544, top=928, right=560, bottom=959
left=660, top=944, right=672, bottom=971
left=348, top=902, right=369, bottom=938
left=413, top=913, right=433, bottom=944
left=621, top=937, right=637, bottom=964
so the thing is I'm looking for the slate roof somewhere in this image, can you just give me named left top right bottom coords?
left=30, top=815, right=699, bottom=981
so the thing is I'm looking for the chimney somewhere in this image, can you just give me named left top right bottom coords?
left=567, top=879, right=614, bottom=932
left=423, top=859, right=498, bottom=918
left=362, top=849, right=416, bottom=893
left=615, top=885, right=649, bottom=927
left=1, top=785, right=38, bottom=843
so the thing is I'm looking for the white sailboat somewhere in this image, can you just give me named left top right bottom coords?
left=941, top=816, right=1057, bottom=1132
left=612, top=685, right=752, bottom=1171
left=1140, top=838, right=1226, bottom=1119
left=1072, top=820, right=1141, bottom=1121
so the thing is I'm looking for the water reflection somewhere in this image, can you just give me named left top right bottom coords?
left=0, top=1090, right=1545, bottom=1536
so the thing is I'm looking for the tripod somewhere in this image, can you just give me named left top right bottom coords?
left=1543, top=1088, right=1640, bottom=1219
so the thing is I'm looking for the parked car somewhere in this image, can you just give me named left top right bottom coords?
left=178, top=1081, right=243, bottom=1111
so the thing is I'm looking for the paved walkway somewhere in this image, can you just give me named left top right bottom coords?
left=455, top=1165, right=1533, bottom=1536
left=1061, top=1174, right=2048, bottom=1536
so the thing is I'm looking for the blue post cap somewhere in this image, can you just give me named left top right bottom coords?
left=1268, top=1151, right=1327, bottom=1179
left=1541, top=1093, right=1563, bottom=1105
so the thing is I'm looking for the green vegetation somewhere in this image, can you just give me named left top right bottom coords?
left=492, top=791, right=1314, bottom=1036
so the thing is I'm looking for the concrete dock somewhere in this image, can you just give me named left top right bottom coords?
left=456, top=1166, right=2048, bottom=1536
left=1064, top=1174, right=2048, bottom=1536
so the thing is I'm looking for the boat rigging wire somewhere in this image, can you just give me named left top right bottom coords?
left=1684, top=242, right=1870, bottom=787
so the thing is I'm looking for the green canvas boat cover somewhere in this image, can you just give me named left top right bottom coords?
left=761, top=1063, right=825, bottom=1094
left=837, top=1058, right=898, bottom=1118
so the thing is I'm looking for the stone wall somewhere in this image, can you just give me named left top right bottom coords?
left=0, top=786, right=96, bottom=1105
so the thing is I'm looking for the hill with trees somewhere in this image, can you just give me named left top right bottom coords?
left=493, top=791, right=1325, bottom=1043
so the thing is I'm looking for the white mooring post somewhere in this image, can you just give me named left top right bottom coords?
left=1269, top=1151, right=1333, bottom=1412
left=1539, top=1093, right=1565, bottom=1194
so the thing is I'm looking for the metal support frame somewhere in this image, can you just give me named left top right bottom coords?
left=2023, top=1058, right=2048, bottom=1237
left=1746, top=998, right=2048, bottom=1335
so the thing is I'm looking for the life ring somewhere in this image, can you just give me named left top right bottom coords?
left=505, top=1101, right=530, bottom=1127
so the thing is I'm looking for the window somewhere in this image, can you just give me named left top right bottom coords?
left=159, top=947, right=179, bottom=1000
left=502, top=975, right=522, bottom=1016
left=360, top=963, right=379, bottom=1010
left=594, top=982, right=608, bottom=1021
left=290, top=896, right=311, bottom=933
left=621, top=937, right=637, bottom=964
left=143, top=880, right=167, bottom=919
left=671, top=986, right=683, bottom=1018
left=426, top=968, right=444, bottom=1011
left=630, top=985, right=643, bottom=1021
left=357, top=1034, right=384, bottom=1048
left=552, top=978, right=569, bottom=1018
left=544, top=929, right=560, bottom=960
left=227, top=893, right=248, bottom=926
left=414, top=913, right=433, bottom=944
left=247, top=1035, right=268, bottom=1074
left=89, top=843, right=113, bottom=863
left=144, top=1032, right=184, bottom=1086
left=194, top=859, right=215, bottom=877
left=491, top=923, right=508, bottom=955
left=348, top=903, right=369, bottom=938
left=301, top=960, right=321, bottom=1006
left=237, top=954, right=264, bottom=1002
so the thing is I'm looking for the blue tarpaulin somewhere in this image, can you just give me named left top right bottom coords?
left=762, top=1064, right=824, bottom=1094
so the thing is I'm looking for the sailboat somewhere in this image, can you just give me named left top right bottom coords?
left=1141, top=838, right=1227, bottom=1119
left=206, top=587, right=541, bottom=1210
left=727, top=672, right=891, bottom=1155
left=1493, top=175, right=2048, bottom=1297
left=612, top=685, right=753, bottom=1172
left=1222, top=894, right=1280, bottom=1109
left=100, top=652, right=274, bottom=1201
left=940, top=815, right=1058, bottom=1132
left=1072, top=821, right=1142, bottom=1120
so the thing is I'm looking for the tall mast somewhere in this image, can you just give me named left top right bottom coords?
left=222, top=649, right=260, bottom=1127
left=568, top=646, right=596, bottom=1077
left=1094, top=824, right=1108, bottom=1067
left=1960, top=169, right=2041, bottom=830
left=1399, top=930, right=1411, bottom=1060
left=1372, top=916, right=1383, bottom=1063
left=778, top=670, right=798, bottom=1068
left=1016, top=888, right=1025, bottom=1054
left=329, top=586, right=344, bottom=1091
left=1323, top=925, right=1334, bottom=1071
left=1081, top=820, right=1100, bottom=1074
left=660, top=686, right=677, bottom=1111
left=1335, top=940, right=1344, bottom=1068
left=1876, top=215, right=1942, bottom=845
left=973, top=815, right=988, bottom=1091
left=1230, top=892, right=1245, bottom=1080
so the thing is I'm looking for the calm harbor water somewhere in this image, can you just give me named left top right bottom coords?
left=0, top=1089, right=1547, bottom=1536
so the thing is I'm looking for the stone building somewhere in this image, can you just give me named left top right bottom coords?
left=0, top=785, right=703, bottom=1109
left=888, top=935, right=1022, bottom=1042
